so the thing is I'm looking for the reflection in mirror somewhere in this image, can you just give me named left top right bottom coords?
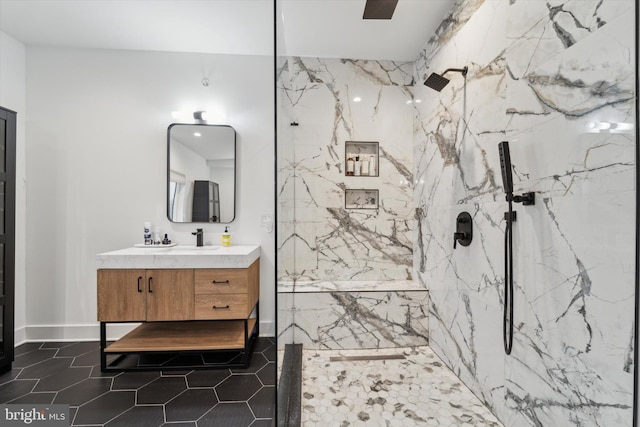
left=167, top=124, right=236, bottom=223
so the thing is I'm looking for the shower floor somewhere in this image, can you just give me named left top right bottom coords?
left=300, top=346, right=503, bottom=426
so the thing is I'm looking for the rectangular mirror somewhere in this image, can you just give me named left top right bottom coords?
left=167, top=124, right=236, bottom=223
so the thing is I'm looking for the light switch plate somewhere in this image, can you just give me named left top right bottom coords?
left=261, top=213, right=274, bottom=232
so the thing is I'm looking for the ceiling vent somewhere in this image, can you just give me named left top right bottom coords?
left=363, top=0, right=399, bottom=20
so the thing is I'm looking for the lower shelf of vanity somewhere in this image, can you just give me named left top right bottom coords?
left=105, top=319, right=257, bottom=353
left=100, top=319, right=258, bottom=371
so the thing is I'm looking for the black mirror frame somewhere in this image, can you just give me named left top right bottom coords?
left=166, top=123, right=237, bottom=223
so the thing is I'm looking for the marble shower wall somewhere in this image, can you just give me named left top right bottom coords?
left=414, top=0, right=636, bottom=426
left=277, top=57, right=415, bottom=283
left=280, top=287, right=429, bottom=350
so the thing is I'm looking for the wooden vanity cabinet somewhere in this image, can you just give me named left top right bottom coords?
left=97, top=269, right=194, bottom=322
left=97, top=259, right=259, bottom=371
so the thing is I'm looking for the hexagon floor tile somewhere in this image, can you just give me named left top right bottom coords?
left=300, top=346, right=504, bottom=427
left=0, top=338, right=276, bottom=426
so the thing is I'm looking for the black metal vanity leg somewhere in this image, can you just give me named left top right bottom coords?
left=255, top=302, right=260, bottom=337
left=242, top=318, right=250, bottom=367
left=100, top=322, right=107, bottom=371
left=244, top=319, right=249, bottom=348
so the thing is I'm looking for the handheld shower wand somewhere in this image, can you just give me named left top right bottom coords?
left=498, top=141, right=535, bottom=355
left=498, top=142, right=515, bottom=355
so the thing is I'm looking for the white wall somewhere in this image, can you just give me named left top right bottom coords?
left=0, top=30, right=26, bottom=344
left=25, top=47, right=275, bottom=340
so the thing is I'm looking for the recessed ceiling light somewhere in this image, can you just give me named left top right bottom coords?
left=353, top=97, right=362, bottom=102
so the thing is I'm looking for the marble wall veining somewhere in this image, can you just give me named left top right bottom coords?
left=413, top=1, right=636, bottom=426
left=277, top=57, right=415, bottom=283
left=279, top=286, right=429, bottom=350
left=276, top=57, right=426, bottom=351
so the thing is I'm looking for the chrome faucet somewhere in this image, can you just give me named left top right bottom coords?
left=192, top=228, right=204, bottom=247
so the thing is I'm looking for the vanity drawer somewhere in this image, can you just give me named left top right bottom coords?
left=195, top=269, right=249, bottom=294
left=195, top=294, right=250, bottom=320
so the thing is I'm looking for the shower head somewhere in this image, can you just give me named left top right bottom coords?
left=424, top=73, right=450, bottom=91
left=424, top=66, right=468, bottom=92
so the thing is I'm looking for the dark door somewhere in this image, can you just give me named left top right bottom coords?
left=0, top=107, right=16, bottom=372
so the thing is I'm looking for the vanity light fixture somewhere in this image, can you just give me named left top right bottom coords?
left=172, top=108, right=225, bottom=124
left=193, top=111, right=208, bottom=124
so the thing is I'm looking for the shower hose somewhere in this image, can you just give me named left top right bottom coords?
left=504, top=199, right=514, bottom=355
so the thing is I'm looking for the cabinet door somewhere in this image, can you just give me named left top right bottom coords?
left=97, top=270, right=146, bottom=321
left=146, top=269, right=194, bottom=321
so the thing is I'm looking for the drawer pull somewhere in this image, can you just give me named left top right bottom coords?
left=211, top=280, right=230, bottom=284
left=148, top=277, right=153, bottom=293
left=137, top=276, right=143, bottom=293
left=212, top=305, right=230, bottom=310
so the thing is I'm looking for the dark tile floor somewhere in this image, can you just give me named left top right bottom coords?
left=0, top=338, right=276, bottom=426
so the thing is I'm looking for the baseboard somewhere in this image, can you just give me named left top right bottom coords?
left=14, top=326, right=26, bottom=346
left=17, top=320, right=275, bottom=343
left=259, top=320, right=275, bottom=337
left=23, top=324, right=139, bottom=342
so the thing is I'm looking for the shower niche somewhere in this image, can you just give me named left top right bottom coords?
left=345, top=189, right=379, bottom=209
left=345, top=141, right=378, bottom=177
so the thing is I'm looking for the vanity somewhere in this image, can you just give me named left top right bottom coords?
left=96, top=245, right=260, bottom=371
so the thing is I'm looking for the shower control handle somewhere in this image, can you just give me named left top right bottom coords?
left=513, top=192, right=535, bottom=206
left=453, top=212, right=473, bottom=249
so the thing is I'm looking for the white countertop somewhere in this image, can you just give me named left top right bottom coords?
left=96, top=245, right=260, bottom=269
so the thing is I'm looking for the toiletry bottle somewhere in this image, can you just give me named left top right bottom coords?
left=144, top=222, right=152, bottom=245
left=361, top=156, right=369, bottom=176
left=153, top=227, right=162, bottom=245
left=370, top=155, right=376, bottom=176
left=162, top=234, right=171, bottom=245
left=346, top=153, right=355, bottom=176
left=354, top=155, right=360, bottom=176
left=222, top=226, right=231, bottom=247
